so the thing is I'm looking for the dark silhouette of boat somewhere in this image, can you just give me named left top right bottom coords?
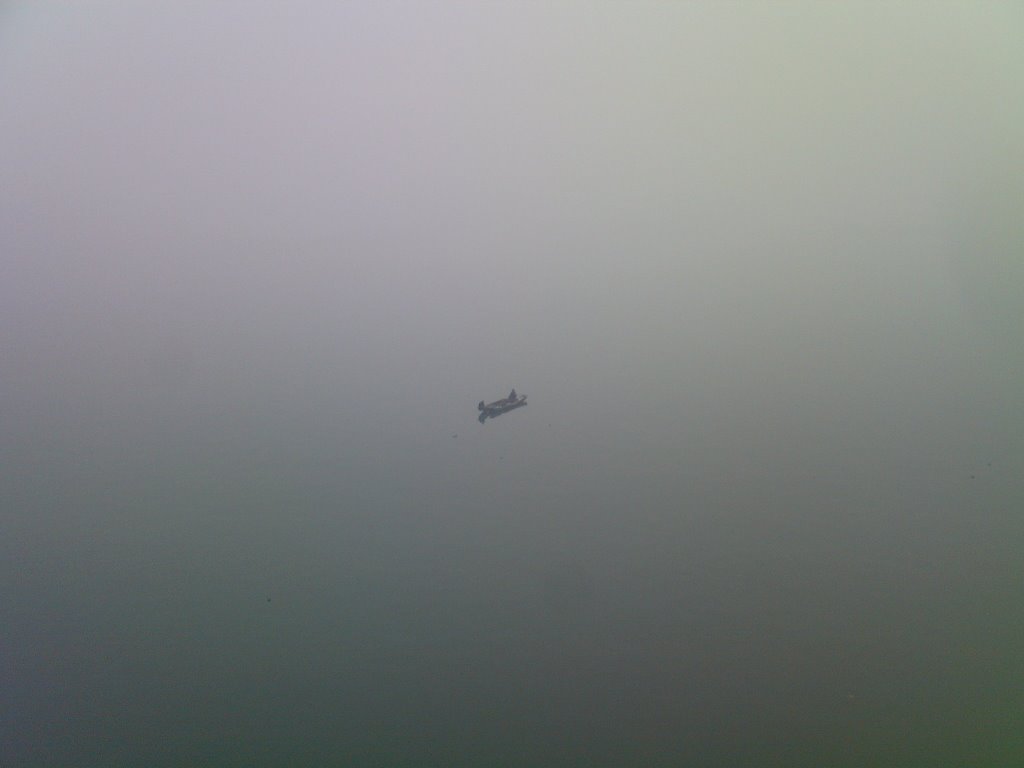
left=478, top=389, right=527, bottom=423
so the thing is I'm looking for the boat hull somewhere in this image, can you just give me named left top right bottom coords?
left=478, top=396, right=527, bottom=421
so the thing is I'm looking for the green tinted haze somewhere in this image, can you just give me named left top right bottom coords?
left=2, top=3, right=1022, bottom=766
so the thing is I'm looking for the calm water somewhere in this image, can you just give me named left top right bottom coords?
left=4, top=339, right=1022, bottom=766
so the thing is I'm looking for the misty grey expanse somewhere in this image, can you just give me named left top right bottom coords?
left=2, top=3, right=1022, bottom=766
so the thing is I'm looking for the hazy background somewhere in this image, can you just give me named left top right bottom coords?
left=2, top=2, right=1022, bottom=765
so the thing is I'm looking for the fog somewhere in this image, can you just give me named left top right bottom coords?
left=2, top=3, right=1022, bottom=765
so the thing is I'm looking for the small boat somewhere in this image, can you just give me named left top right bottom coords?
left=478, top=389, right=527, bottom=422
